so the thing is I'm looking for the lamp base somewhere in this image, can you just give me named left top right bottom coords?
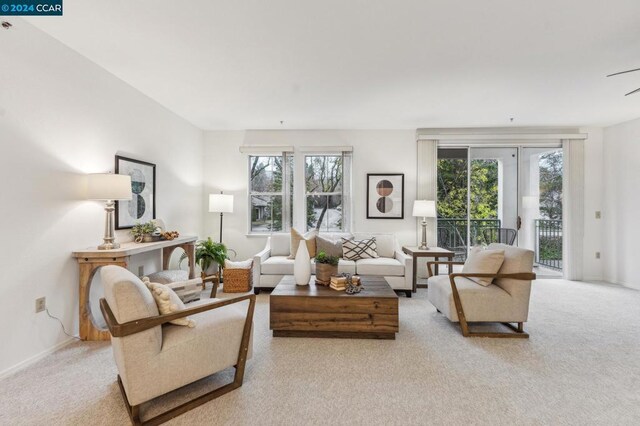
left=418, top=244, right=430, bottom=250
left=98, top=242, right=120, bottom=250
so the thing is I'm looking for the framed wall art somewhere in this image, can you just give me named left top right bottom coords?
left=115, top=155, right=156, bottom=229
left=366, top=173, right=404, bottom=219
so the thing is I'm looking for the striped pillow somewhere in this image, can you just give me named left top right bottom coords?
left=341, top=237, right=379, bottom=260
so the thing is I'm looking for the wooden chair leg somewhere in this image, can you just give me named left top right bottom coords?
left=448, top=276, right=529, bottom=339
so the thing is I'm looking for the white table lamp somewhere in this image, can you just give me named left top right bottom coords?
left=87, top=173, right=132, bottom=250
left=209, top=192, right=234, bottom=243
left=413, top=200, right=437, bottom=250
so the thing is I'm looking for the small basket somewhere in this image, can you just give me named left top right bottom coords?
left=223, top=265, right=253, bottom=293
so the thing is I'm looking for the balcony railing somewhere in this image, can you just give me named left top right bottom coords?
left=535, top=219, right=562, bottom=271
left=437, top=219, right=501, bottom=261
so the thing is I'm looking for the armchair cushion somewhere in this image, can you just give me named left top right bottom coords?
left=427, top=275, right=515, bottom=322
left=462, top=246, right=505, bottom=286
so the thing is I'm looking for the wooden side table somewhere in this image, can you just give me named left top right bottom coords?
left=72, top=236, right=197, bottom=341
left=402, top=246, right=455, bottom=292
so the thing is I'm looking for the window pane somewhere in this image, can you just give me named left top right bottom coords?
left=305, top=155, right=343, bottom=193
left=251, top=195, right=283, bottom=232
left=307, top=195, right=342, bottom=232
left=250, top=156, right=283, bottom=192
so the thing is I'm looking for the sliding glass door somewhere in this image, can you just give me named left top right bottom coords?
left=437, top=145, right=562, bottom=275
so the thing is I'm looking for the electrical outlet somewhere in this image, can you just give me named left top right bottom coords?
left=35, top=297, right=46, bottom=313
left=138, top=266, right=144, bottom=277
left=595, top=211, right=601, bottom=219
left=595, top=252, right=601, bottom=259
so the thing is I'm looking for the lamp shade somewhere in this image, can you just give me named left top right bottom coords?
left=412, top=200, right=436, bottom=218
left=209, top=193, right=234, bottom=213
left=87, top=173, right=132, bottom=200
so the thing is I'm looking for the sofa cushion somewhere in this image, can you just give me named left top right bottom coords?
left=342, top=237, right=379, bottom=260
left=261, top=256, right=294, bottom=275
left=288, top=228, right=317, bottom=259
left=462, top=246, right=505, bottom=286
left=316, top=234, right=343, bottom=258
left=427, top=274, right=520, bottom=323
left=270, top=234, right=291, bottom=256
left=353, top=233, right=395, bottom=258
left=355, top=258, right=404, bottom=276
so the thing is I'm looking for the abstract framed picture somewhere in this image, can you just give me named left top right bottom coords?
left=366, top=173, right=404, bottom=219
left=115, top=155, right=156, bottom=229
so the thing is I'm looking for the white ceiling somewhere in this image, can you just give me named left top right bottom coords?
left=24, top=0, right=640, bottom=130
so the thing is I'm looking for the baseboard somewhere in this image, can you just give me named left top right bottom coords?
left=0, top=337, right=76, bottom=380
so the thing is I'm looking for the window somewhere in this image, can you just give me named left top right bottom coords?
left=305, top=153, right=350, bottom=232
left=249, top=154, right=293, bottom=232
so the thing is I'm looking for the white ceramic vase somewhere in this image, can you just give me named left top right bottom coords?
left=293, top=241, right=311, bottom=285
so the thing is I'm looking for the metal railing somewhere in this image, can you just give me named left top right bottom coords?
left=437, top=219, right=501, bottom=261
left=535, top=219, right=563, bottom=271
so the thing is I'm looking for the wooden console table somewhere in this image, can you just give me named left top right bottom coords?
left=72, top=236, right=197, bottom=341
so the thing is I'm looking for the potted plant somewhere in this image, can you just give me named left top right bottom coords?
left=181, top=237, right=235, bottom=276
left=131, top=221, right=160, bottom=243
left=315, top=250, right=339, bottom=285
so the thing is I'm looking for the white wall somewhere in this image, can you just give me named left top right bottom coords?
left=203, top=130, right=417, bottom=260
left=602, top=118, right=640, bottom=288
left=0, top=20, right=204, bottom=375
left=581, top=127, right=604, bottom=281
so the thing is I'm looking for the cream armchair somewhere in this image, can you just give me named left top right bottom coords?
left=99, top=266, right=255, bottom=425
left=426, top=243, right=536, bottom=338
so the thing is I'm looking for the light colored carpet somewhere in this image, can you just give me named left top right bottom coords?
left=1, top=280, right=640, bottom=425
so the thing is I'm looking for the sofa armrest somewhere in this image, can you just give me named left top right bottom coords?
left=395, top=250, right=412, bottom=288
left=253, top=237, right=272, bottom=285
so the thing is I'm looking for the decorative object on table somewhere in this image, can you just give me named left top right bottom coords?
left=87, top=172, right=132, bottom=250
left=366, top=173, right=404, bottom=219
left=341, top=237, right=379, bottom=260
left=315, top=251, right=339, bottom=285
left=161, top=230, right=180, bottom=240
left=114, top=155, right=156, bottom=229
left=330, top=275, right=347, bottom=291
left=346, top=275, right=363, bottom=295
left=412, top=200, right=437, bottom=249
left=223, top=259, right=253, bottom=293
left=209, top=191, right=234, bottom=243
left=180, top=237, right=235, bottom=292
left=130, top=221, right=161, bottom=243
left=293, top=241, right=312, bottom=285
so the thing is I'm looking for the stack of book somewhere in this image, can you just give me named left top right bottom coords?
left=330, top=276, right=347, bottom=291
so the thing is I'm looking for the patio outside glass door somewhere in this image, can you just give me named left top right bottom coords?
left=437, top=147, right=518, bottom=261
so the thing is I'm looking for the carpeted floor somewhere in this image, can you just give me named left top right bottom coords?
left=1, top=279, right=640, bottom=425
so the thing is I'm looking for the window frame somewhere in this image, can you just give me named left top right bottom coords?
left=247, top=153, right=293, bottom=234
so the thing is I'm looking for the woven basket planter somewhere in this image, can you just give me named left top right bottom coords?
left=315, top=263, right=338, bottom=286
left=223, top=266, right=253, bottom=293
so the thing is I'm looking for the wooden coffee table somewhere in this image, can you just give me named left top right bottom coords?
left=270, top=275, right=399, bottom=340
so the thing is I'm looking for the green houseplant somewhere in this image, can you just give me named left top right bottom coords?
left=180, top=237, right=235, bottom=275
left=131, top=221, right=160, bottom=243
left=315, top=250, right=339, bottom=285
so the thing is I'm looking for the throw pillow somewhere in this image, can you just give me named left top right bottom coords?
left=316, top=235, right=343, bottom=258
left=462, top=246, right=506, bottom=286
left=341, top=237, right=379, bottom=261
left=224, top=259, right=253, bottom=269
left=288, top=228, right=317, bottom=259
left=142, top=278, right=196, bottom=328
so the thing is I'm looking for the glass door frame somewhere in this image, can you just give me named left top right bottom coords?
left=437, top=142, right=563, bottom=260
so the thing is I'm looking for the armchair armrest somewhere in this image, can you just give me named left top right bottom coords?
left=253, top=238, right=272, bottom=285
left=449, top=272, right=536, bottom=281
left=427, top=261, right=465, bottom=277
left=100, top=294, right=256, bottom=338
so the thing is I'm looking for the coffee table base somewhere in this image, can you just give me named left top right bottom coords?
left=273, top=330, right=395, bottom=340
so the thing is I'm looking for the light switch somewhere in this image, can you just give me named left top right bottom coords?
left=595, top=211, right=601, bottom=219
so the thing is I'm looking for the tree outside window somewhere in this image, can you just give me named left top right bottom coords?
left=305, top=155, right=344, bottom=232
left=249, top=155, right=293, bottom=232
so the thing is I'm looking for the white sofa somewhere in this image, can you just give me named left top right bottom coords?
left=252, top=232, right=413, bottom=297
